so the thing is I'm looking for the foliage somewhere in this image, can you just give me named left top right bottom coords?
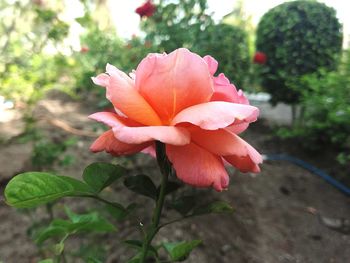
left=141, top=0, right=213, bottom=53
left=5, top=161, right=233, bottom=262
left=73, top=9, right=157, bottom=108
left=256, top=0, right=343, bottom=105
left=141, top=0, right=251, bottom=89
left=32, top=137, right=77, bottom=169
left=195, top=23, right=250, bottom=88
left=0, top=1, right=73, bottom=104
left=278, top=49, right=350, bottom=164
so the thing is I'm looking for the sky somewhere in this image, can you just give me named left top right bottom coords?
left=107, top=0, right=349, bottom=47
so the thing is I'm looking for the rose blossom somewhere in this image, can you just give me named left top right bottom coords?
left=80, top=46, right=89, bottom=53
left=253, top=51, right=267, bottom=64
left=90, top=48, right=262, bottom=191
left=135, top=0, right=156, bottom=18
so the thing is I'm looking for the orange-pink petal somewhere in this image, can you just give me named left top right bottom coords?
left=224, top=155, right=261, bottom=173
left=225, top=122, right=249, bottom=134
left=92, top=64, right=162, bottom=126
left=89, top=112, right=190, bottom=146
left=171, top=101, right=259, bottom=130
left=135, top=48, right=214, bottom=123
left=141, top=144, right=156, bottom=158
left=90, top=130, right=150, bottom=156
left=210, top=73, right=249, bottom=104
left=166, top=143, right=229, bottom=191
left=89, top=112, right=139, bottom=128
left=191, top=128, right=262, bottom=163
left=112, top=126, right=190, bottom=146
left=203, top=55, right=218, bottom=75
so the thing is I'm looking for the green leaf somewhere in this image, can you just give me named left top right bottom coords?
left=192, top=201, right=233, bottom=216
left=5, top=172, right=95, bottom=208
left=105, top=203, right=135, bottom=221
left=123, top=239, right=143, bottom=250
left=64, top=207, right=116, bottom=233
left=86, top=258, right=103, bottom=263
left=36, top=209, right=116, bottom=245
left=35, top=225, right=67, bottom=245
left=162, top=180, right=183, bottom=196
left=126, top=256, right=140, bottom=263
left=123, top=240, right=158, bottom=256
left=53, top=242, right=65, bottom=256
left=163, top=240, right=202, bottom=261
left=170, top=195, right=196, bottom=216
left=83, top=162, right=125, bottom=193
left=124, top=174, right=157, bottom=200
left=38, top=259, right=54, bottom=263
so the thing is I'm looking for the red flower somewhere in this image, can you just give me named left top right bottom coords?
left=80, top=46, right=89, bottom=53
left=135, top=0, right=156, bottom=18
left=253, top=51, right=267, bottom=64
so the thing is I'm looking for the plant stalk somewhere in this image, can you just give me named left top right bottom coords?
left=139, top=141, right=170, bottom=262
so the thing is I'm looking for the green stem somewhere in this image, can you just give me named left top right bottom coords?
left=139, top=141, right=170, bottom=262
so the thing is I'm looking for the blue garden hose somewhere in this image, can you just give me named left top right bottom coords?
left=262, top=154, right=350, bottom=196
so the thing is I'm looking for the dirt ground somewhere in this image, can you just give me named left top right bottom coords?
left=0, top=92, right=349, bottom=263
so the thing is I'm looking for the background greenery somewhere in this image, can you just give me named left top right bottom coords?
left=0, top=0, right=348, bottom=169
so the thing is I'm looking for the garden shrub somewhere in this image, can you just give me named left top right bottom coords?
left=194, top=23, right=250, bottom=89
left=141, top=0, right=213, bottom=53
left=256, top=0, right=343, bottom=105
left=141, top=0, right=251, bottom=89
left=0, top=1, right=72, bottom=104
left=278, top=49, right=350, bottom=165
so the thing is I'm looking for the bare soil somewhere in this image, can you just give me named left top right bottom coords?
left=0, top=92, right=349, bottom=263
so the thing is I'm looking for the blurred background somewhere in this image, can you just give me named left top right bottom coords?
left=0, top=0, right=349, bottom=262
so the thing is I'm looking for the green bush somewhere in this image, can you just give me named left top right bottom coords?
left=141, top=0, right=213, bottom=53
left=141, top=0, right=251, bottom=89
left=194, top=23, right=250, bottom=89
left=256, top=0, right=342, bottom=104
left=279, top=49, right=350, bottom=164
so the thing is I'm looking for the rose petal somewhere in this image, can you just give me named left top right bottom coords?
left=171, top=101, right=259, bottom=130
left=89, top=112, right=190, bottom=146
left=141, top=144, right=156, bottom=158
left=135, top=48, right=213, bottom=123
left=92, top=64, right=162, bottom=126
left=191, top=128, right=262, bottom=164
left=225, top=122, right=249, bottom=134
left=89, top=112, right=139, bottom=128
left=211, top=73, right=249, bottom=104
left=90, top=130, right=150, bottom=155
left=112, top=126, right=190, bottom=146
left=166, top=143, right=229, bottom=191
left=224, top=155, right=261, bottom=173
left=91, top=73, right=109, bottom=86
left=203, top=55, right=218, bottom=75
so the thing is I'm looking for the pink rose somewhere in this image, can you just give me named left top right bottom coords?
left=90, top=48, right=262, bottom=191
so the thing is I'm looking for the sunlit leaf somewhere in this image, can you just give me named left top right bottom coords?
left=5, top=172, right=94, bottom=208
